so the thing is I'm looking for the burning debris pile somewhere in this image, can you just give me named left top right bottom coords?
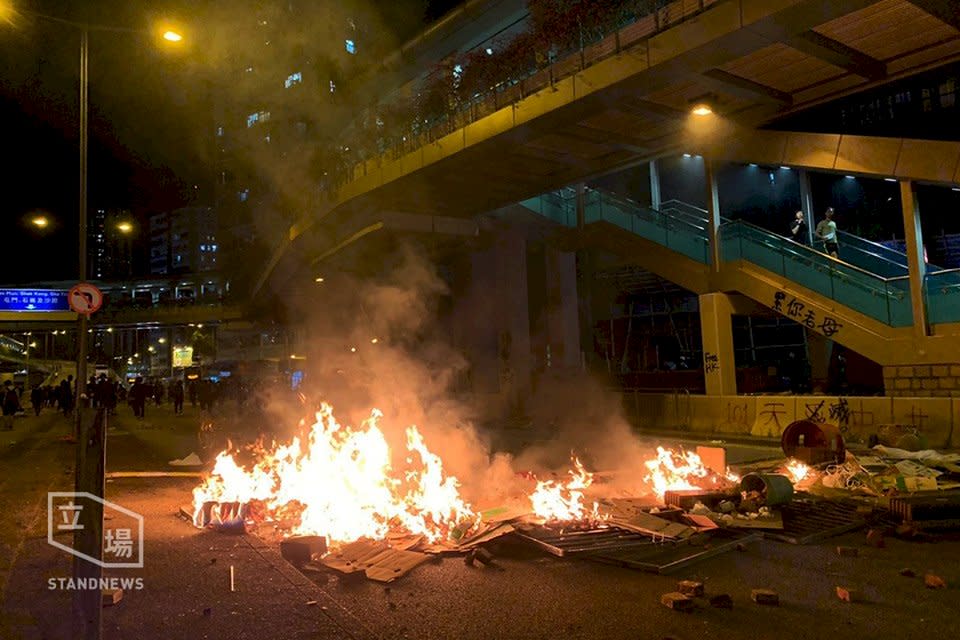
left=184, top=410, right=960, bottom=583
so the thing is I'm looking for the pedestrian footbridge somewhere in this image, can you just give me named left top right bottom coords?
left=521, top=187, right=960, bottom=367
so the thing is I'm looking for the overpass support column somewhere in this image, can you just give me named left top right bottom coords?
left=457, top=230, right=532, bottom=418
left=899, top=180, right=929, bottom=339
left=704, top=158, right=721, bottom=271
left=649, top=160, right=661, bottom=210
left=699, top=292, right=736, bottom=396
left=576, top=184, right=594, bottom=367
left=545, top=248, right=581, bottom=370
left=798, top=169, right=816, bottom=245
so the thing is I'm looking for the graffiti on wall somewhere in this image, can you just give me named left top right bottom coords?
left=773, top=291, right=843, bottom=337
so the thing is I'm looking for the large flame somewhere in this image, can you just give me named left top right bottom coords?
left=643, top=446, right=739, bottom=500
left=528, top=457, right=601, bottom=522
left=192, top=403, right=474, bottom=545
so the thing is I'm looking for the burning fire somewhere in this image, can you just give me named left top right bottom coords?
left=784, top=458, right=811, bottom=485
left=192, top=404, right=475, bottom=546
left=528, top=456, right=601, bottom=522
left=643, top=446, right=739, bottom=500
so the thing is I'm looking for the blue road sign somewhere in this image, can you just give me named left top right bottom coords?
left=0, top=288, right=70, bottom=312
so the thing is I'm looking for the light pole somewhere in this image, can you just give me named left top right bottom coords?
left=3, top=8, right=185, bottom=639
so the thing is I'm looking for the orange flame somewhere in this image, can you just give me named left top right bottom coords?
left=528, top=457, right=601, bottom=522
left=643, top=446, right=739, bottom=500
left=192, top=403, right=474, bottom=545
left=784, top=458, right=811, bottom=485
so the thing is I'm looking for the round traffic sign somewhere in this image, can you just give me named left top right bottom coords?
left=69, top=282, right=104, bottom=315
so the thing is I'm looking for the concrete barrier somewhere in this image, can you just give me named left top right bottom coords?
left=627, top=392, right=954, bottom=449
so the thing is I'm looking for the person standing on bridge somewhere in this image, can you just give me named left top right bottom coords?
left=815, top=207, right=839, bottom=258
left=789, top=210, right=809, bottom=246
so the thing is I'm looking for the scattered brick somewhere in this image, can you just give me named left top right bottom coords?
left=709, top=594, right=733, bottom=609
left=900, top=568, right=916, bottom=578
left=865, top=529, right=886, bottom=548
left=677, top=580, right=704, bottom=597
left=836, top=546, right=859, bottom=557
left=835, top=586, right=860, bottom=603
left=661, top=592, right=694, bottom=611
left=101, top=588, right=123, bottom=607
left=924, top=574, right=947, bottom=589
left=751, top=589, right=779, bottom=606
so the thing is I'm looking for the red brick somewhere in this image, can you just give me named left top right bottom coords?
left=924, top=574, right=947, bottom=589
left=661, top=592, right=694, bottom=611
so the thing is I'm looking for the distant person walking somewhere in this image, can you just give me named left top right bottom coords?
left=171, top=379, right=184, bottom=415
left=815, top=207, right=839, bottom=258
left=789, top=210, right=809, bottom=245
left=2, top=381, right=20, bottom=430
left=59, top=375, right=74, bottom=417
left=30, top=385, right=43, bottom=416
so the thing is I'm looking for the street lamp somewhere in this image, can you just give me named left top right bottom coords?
left=31, top=214, right=50, bottom=229
left=3, top=6, right=186, bottom=637
left=115, top=221, right=134, bottom=234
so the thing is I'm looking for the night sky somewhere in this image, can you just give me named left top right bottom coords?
left=0, top=0, right=460, bottom=284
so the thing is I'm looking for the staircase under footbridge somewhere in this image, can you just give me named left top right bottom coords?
left=520, top=188, right=960, bottom=367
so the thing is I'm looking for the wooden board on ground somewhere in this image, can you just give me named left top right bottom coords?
left=321, top=539, right=391, bottom=574
left=363, top=549, right=430, bottom=582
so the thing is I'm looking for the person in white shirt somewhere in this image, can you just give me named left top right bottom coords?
left=815, top=207, right=839, bottom=258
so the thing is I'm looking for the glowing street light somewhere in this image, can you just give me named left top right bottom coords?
left=116, top=221, right=134, bottom=234
left=31, top=215, right=50, bottom=229
left=691, top=103, right=713, bottom=116
left=162, top=30, right=183, bottom=42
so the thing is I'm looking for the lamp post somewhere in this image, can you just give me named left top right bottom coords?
left=3, top=8, right=185, bottom=638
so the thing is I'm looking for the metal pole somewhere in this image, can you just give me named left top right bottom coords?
left=72, top=25, right=103, bottom=640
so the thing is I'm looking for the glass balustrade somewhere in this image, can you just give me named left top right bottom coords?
left=720, top=221, right=913, bottom=327
left=926, top=269, right=960, bottom=325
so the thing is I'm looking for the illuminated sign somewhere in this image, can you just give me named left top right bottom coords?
left=172, top=346, right=194, bottom=368
left=0, top=289, right=70, bottom=312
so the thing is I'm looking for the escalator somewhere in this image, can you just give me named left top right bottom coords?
left=520, top=188, right=960, bottom=365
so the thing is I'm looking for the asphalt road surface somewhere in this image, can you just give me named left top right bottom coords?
left=1, top=406, right=957, bottom=640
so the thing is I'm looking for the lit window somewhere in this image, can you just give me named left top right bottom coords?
left=284, top=71, right=302, bottom=88
left=246, top=110, right=270, bottom=128
left=264, top=134, right=271, bottom=143
left=211, top=244, right=218, bottom=251
left=329, top=80, right=336, bottom=93
left=245, top=66, right=254, bottom=73
left=345, top=39, right=355, bottom=54
left=216, top=126, right=224, bottom=136
left=238, top=189, right=249, bottom=202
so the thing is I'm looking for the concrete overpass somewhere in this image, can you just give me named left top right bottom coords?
left=258, top=0, right=960, bottom=294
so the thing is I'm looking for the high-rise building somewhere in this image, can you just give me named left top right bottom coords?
left=149, top=206, right=218, bottom=275
left=88, top=207, right=135, bottom=280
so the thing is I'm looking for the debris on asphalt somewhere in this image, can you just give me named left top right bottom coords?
left=924, top=573, right=947, bottom=589
left=750, top=589, right=779, bottom=606
left=660, top=592, right=694, bottom=611
left=101, top=588, right=123, bottom=607
left=280, top=535, right=328, bottom=567
left=835, top=586, right=860, bottom=602
left=677, top=580, right=704, bottom=597
left=865, top=529, right=886, bottom=548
